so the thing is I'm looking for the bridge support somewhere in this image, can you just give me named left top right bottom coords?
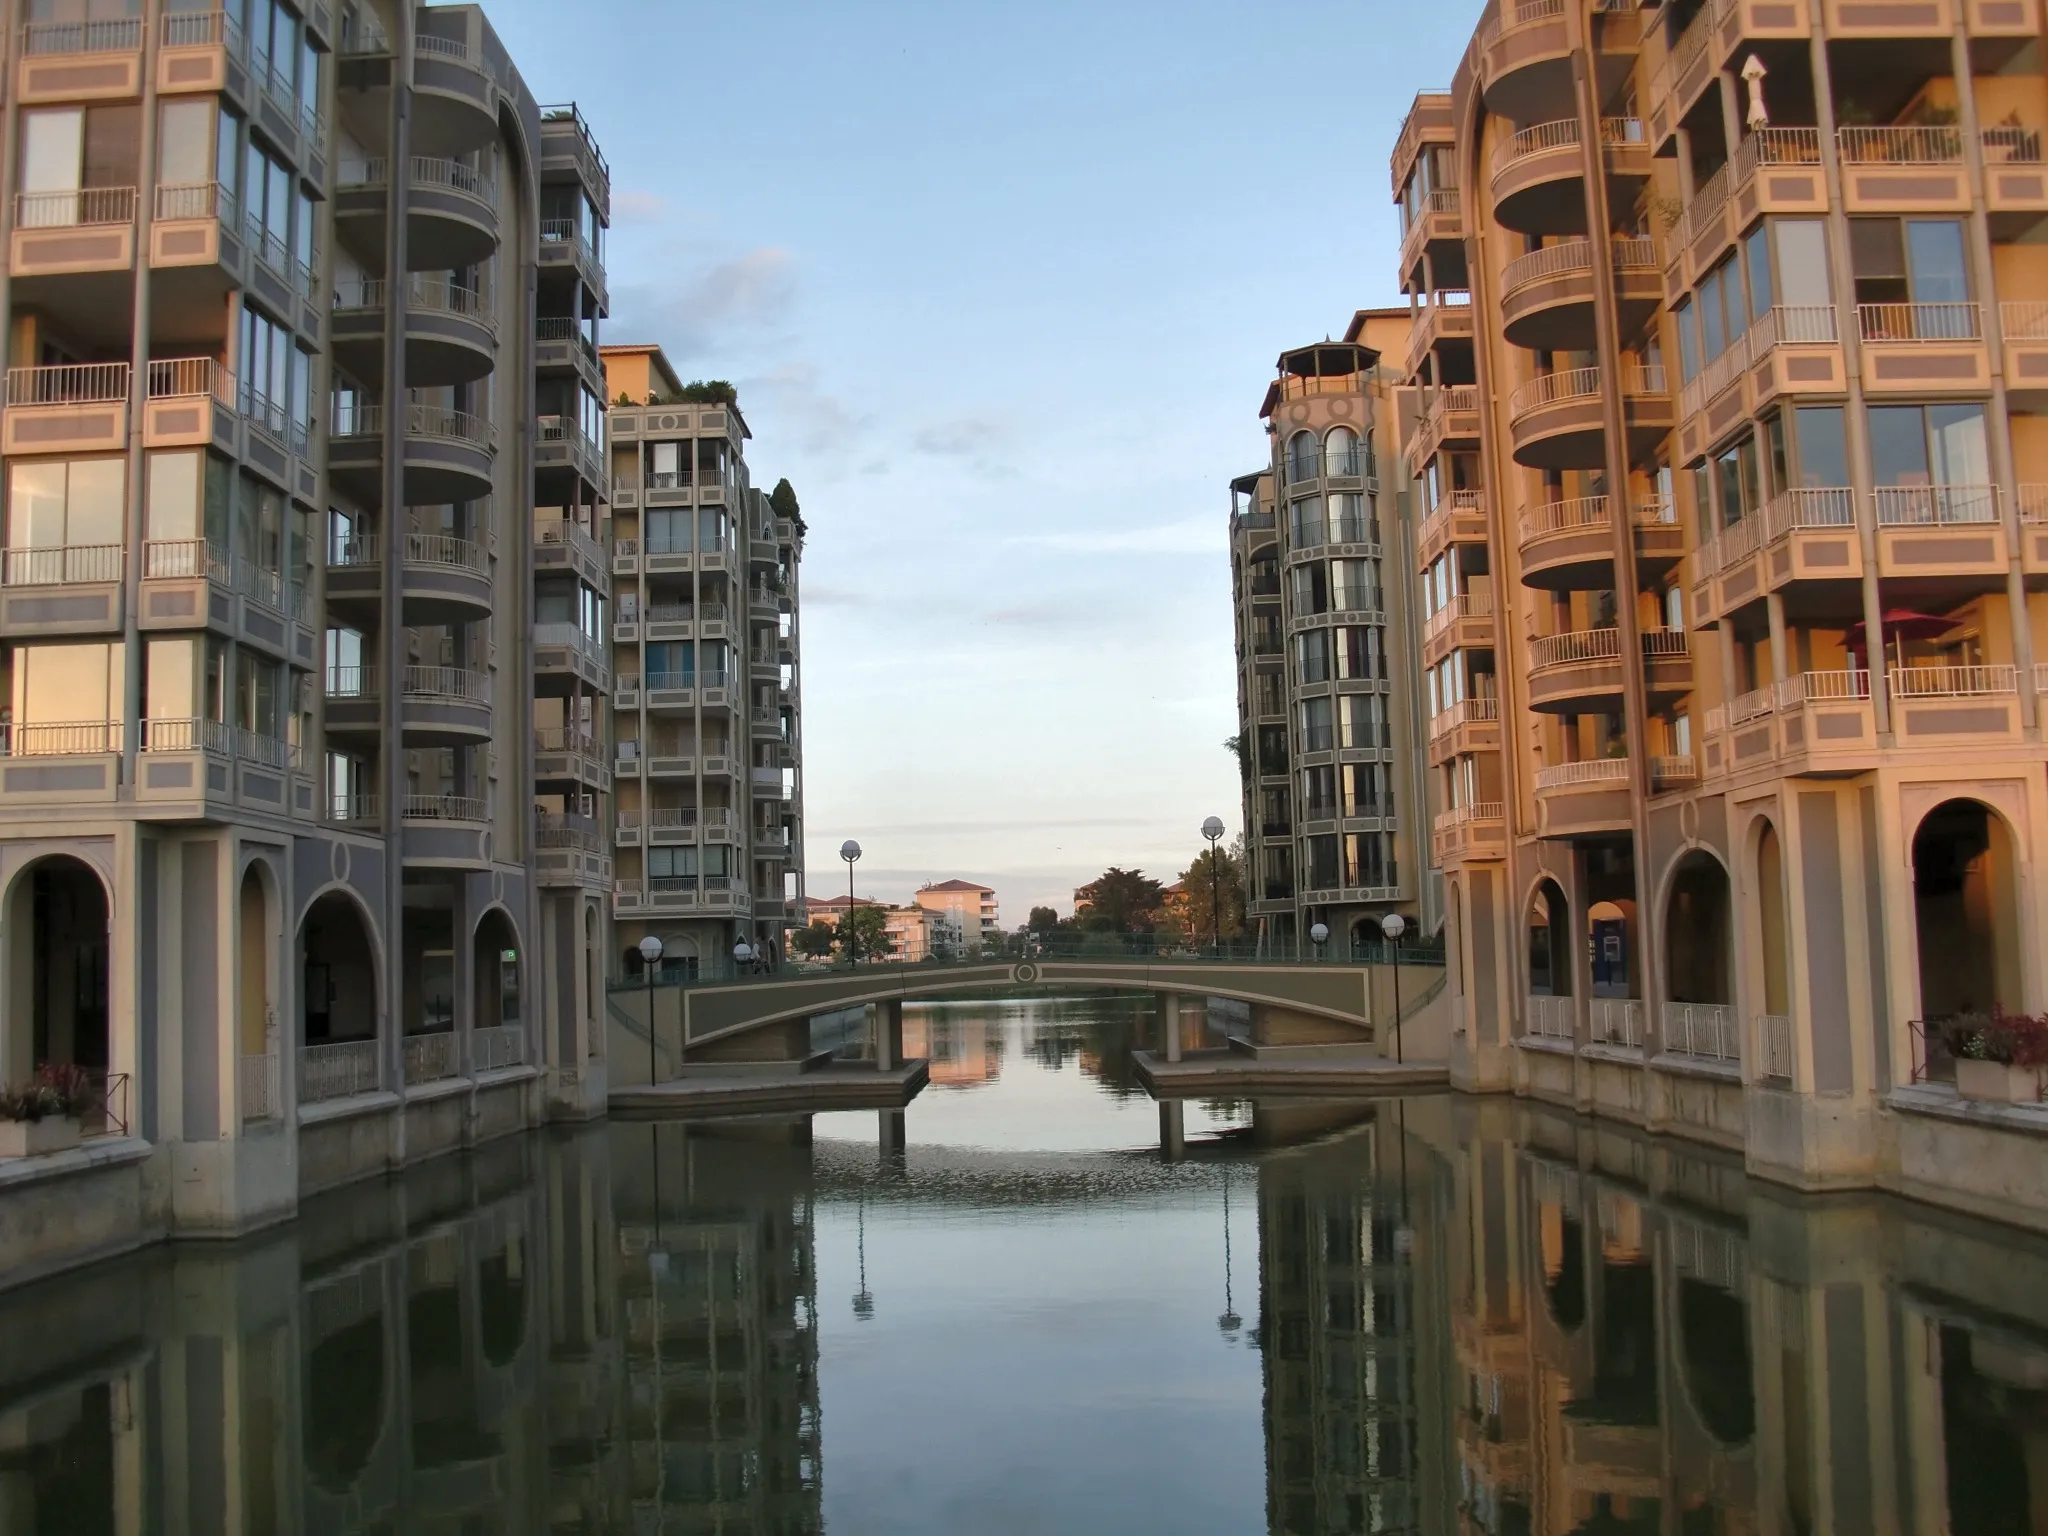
left=874, top=999, right=904, bottom=1072
left=1158, top=1099, right=1185, bottom=1162
left=1158, top=992, right=1183, bottom=1063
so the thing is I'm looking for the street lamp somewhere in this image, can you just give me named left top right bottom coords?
left=733, top=938, right=753, bottom=977
left=1381, top=912, right=1408, bottom=1064
left=637, top=934, right=663, bottom=1085
left=1201, top=815, right=1225, bottom=954
left=840, top=840, right=862, bottom=965
left=1309, top=921, right=1329, bottom=962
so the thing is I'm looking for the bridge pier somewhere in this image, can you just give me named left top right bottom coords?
left=1158, top=1099, right=1185, bottom=1162
left=873, top=999, right=904, bottom=1072
left=1158, top=992, right=1183, bottom=1063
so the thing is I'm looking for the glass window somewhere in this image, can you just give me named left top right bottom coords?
left=1299, top=697, right=1333, bottom=752
left=1291, top=563, right=1327, bottom=615
left=158, top=99, right=212, bottom=186
left=6, top=462, right=67, bottom=548
left=15, top=641, right=122, bottom=725
left=696, top=508, right=727, bottom=550
left=145, top=637, right=196, bottom=721
left=1698, top=266, right=1726, bottom=358
left=6, top=458, right=123, bottom=548
left=145, top=451, right=200, bottom=542
left=1763, top=413, right=1789, bottom=496
left=645, top=509, right=687, bottom=553
left=1774, top=220, right=1831, bottom=308
left=1674, top=298, right=1699, bottom=382
left=1906, top=219, right=1969, bottom=303
left=1744, top=224, right=1774, bottom=319
left=1295, top=630, right=1331, bottom=684
left=1329, top=492, right=1371, bottom=543
left=1288, top=497, right=1324, bottom=547
left=1927, top=403, right=1989, bottom=485
left=1330, top=560, right=1379, bottom=613
left=1868, top=405, right=1929, bottom=486
left=1793, top=407, right=1848, bottom=487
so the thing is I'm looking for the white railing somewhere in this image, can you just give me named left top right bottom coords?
left=402, top=531, right=487, bottom=573
left=535, top=810, right=601, bottom=848
left=1, top=544, right=124, bottom=586
left=1757, top=1014, right=1794, bottom=1082
left=2002, top=300, right=2048, bottom=340
left=2, top=721, right=121, bottom=757
left=241, top=1052, right=281, bottom=1122
left=1612, top=235, right=1658, bottom=270
left=1533, top=758, right=1630, bottom=789
left=1857, top=301, right=1982, bottom=343
left=144, top=538, right=232, bottom=581
left=1521, top=494, right=1609, bottom=540
left=1529, top=627, right=1621, bottom=670
left=140, top=716, right=233, bottom=754
left=147, top=356, right=235, bottom=402
left=1674, top=159, right=1731, bottom=250
left=22, top=15, right=142, bottom=51
left=6, top=361, right=129, bottom=406
left=1430, top=696, right=1500, bottom=738
left=1662, top=1002, right=1738, bottom=1062
left=1509, top=365, right=1601, bottom=417
left=340, top=154, right=498, bottom=207
left=1641, top=628, right=1689, bottom=660
left=1589, top=998, right=1644, bottom=1051
left=1726, top=683, right=1777, bottom=726
left=1502, top=238, right=1592, bottom=292
left=161, top=9, right=243, bottom=49
left=1526, top=994, right=1575, bottom=1041
left=1434, top=799, right=1505, bottom=829
left=15, top=185, right=137, bottom=229
left=1651, top=754, right=1698, bottom=784
left=473, top=1024, right=526, bottom=1072
left=1497, top=118, right=1581, bottom=172
left=154, top=179, right=231, bottom=222
left=534, top=622, right=605, bottom=661
left=335, top=274, right=495, bottom=331
left=1633, top=495, right=1676, bottom=527
left=1423, top=591, right=1494, bottom=641
left=1775, top=669, right=1871, bottom=709
left=1749, top=303, right=1839, bottom=350
left=299, top=1038, right=380, bottom=1103
left=1872, top=483, right=1998, bottom=525
left=1983, top=124, right=2043, bottom=163
left=401, top=793, right=488, bottom=822
left=402, top=1032, right=460, bottom=1085
left=401, top=665, right=490, bottom=704
left=1764, top=486, right=1856, bottom=542
left=535, top=517, right=603, bottom=560
left=1733, top=125, right=1824, bottom=177
left=1837, top=124, right=1964, bottom=164
left=1888, top=663, right=2018, bottom=698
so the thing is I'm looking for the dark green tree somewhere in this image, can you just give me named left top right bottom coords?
left=1027, top=905, right=1060, bottom=937
left=1177, top=843, right=1248, bottom=945
left=791, top=921, right=837, bottom=960
left=1077, top=868, right=1166, bottom=934
left=841, top=904, right=894, bottom=961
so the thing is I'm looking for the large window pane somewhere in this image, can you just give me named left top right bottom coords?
left=7, top=463, right=67, bottom=547
left=158, top=99, right=212, bottom=185
left=1868, top=406, right=1930, bottom=485
left=66, top=458, right=123, bottom=544
left=1906, top=220, right=1969, bottom=304
left=1793, top=408, right=1849, bottom=487
left=1927, top=403, right=1988, bottom=485
left=145, top=637, right=197, bottom=719
left=1745, top=225, right=1774, bottom=319
left=1774, top=220, right=1832, bottom=307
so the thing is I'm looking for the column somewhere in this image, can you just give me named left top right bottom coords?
left=1158, top=992, right=1182, bottom=1063
left=874, top=998, right=903, bottom=1072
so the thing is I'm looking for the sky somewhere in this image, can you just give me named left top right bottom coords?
left=484, top=0, right=1478, bottom=918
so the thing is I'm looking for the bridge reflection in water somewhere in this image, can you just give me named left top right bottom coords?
left=0, top=1001, right=2042, bottom=1532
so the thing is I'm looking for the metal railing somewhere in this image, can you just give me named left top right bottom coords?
left=473, top=1024, right=525, bottom=1072
left=1589, top=998, right=1644, bottom=1051
left=535, top=727, right=603, bottom=758
left=1534, top=758, right=1630, bottom=790
left=402, top=1032, right=460, bottom=1085
left=1837, top=125, right=1964, bottom=164
left=1641, top=627, right=1689, bottom=660
left=2, top=544, right=124, bottom=586
left=1508, top=365, right=1601, bottom=416
left=1757, top=1014, right=1794, bottom=1082
left=1, top=721, right=121, bottom=757
left=402, top=665, right=490, bottom=704
left=1726, top=683, right=1777, bottom=726
left=162, top=9, right=243, bottom=49
left=1520, top=494, right=1609, bottom=540
left=340, top=155, right=498, bottom=207
left=402, top=531, right=487, bottom=573
left=241, top=1052, right=281, bottom=1122
left=1764, top=486, right=1856, bottom=542
left=1430, top=696, right=1499, bottom=738
left=335, top=274, right=495, bottom=331
left=333, top=401, right=495, bottom=448
left=22, top=16, right=141, bottom=52
left=1776, top=668, right=1872, bottom=708
left=143, top=538, right=231, bottom=581
left=1434, top=799, right=1504, bottom=828
left=1857, top=301, right=1982, bottom=342
left=1872, top=483, right=1998, bottom=525
left=299, top=1038, right=381, bottom=1102
left=1888, top=663, right=2018, bottom=698
left=534, top=622, right=605, bottom=661
left=7, top=361, right=129, bottom=406
left=15, top=186, right=137, bottom=229
left=1983, top=124, right=2043, bottom=163
left=402, top=793, right=487, bottom=822
left=1661, top=1001, right=1738, bottom=1062
left=147, top=356, right=235, bottom=403
left=1423, top=590, right=1493, bottom=641
left=535, top=811, right=601, bottom=849
left=1526, top=994, right=1574, bottom=1041
left=1497, top=117, right=1581, bottom=170
left=1651, top=755, right=1698, bottom=784
left=140, top=716, right=231, bottom=754
left=1735, top=125, right=1824, bottom=175
left=1749, top=303, right=1839, bottom=350
left=154, top=179, right=230, bottom=222
left=1529, top=627, right=1621, bottom=670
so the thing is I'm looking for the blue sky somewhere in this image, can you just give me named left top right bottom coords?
left=486, top=0, right=1477, bottom=917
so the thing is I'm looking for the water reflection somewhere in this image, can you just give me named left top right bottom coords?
left=2, top=1002, right=2048, bottom=1532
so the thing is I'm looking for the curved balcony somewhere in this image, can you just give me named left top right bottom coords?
left=1533, top=759, right=1633, bottom=839
left=1526, top=627, right=1624, bottom=712
left=1500, top=237, right=1663, bottom=352
left=335, top=155, right=499, bottom=273
left=401, top=791, right=493, bottom=871
left=411, top=34, right=499, bottom=158
left=1490, top=117, right=1651, bottom=237
left=330, top=276, right=497, bottom=389
left=322, top=665, right=492, bottom=746
left=324, top=531, right=491, bottom=626
left=1477, top=0, right=1573, bottom=124
left=1517, top=494, right=1682, bottom=590
left=328, top=402, right=497, bottom=506
left=1506, top=363, right=1672, bottom=471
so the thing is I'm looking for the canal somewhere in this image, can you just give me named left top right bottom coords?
left=2, top=993, right=2046, bottom=1533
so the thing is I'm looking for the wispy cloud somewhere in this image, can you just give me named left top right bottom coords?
left=611, top=189, right=671, bottom=223
left=913, top=415, right=1005, bottom=457
left=611, top=245, right=798, bottom=359
left=1006, top=519, right=1218, bottom=555
left=741, top=360, right=873, bottom=460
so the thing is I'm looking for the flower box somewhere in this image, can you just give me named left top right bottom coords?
left=0, top=1115, right=81, bottom=1158
left=1956, top=1058, right=2045, bottom=1105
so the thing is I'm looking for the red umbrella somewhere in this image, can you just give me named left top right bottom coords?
left=1843, top=609, right=1961, bottom=671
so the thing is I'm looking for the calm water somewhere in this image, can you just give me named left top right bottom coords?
left=3, top=994, right=2047, bottom=1534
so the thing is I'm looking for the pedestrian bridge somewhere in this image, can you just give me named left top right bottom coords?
left=608, top=955, right=1448, bottom=1086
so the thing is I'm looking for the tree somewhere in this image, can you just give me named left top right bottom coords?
left=1075, top=867, right=1166, bottom=934
left=841, top=904, right=894, bottom=961
left=1177, top=842, right=1248, bottom=946
left=1224, top=730, right=1250, bottom=782
left=791, top=921, right=837, bottom=960
left=1026, top=905, right=1060, bottom=937
left=767, top=477, right=808, bottom=537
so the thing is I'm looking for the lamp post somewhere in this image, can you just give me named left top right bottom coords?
left=1309, top=921, right=1328, bottom=963
left=839, top=840, right=862, bottom=965
left=1381, top=911, right=1408, bottom=1064
left=637, top=934, right=663, bottom=1085
left=1201, top=815, right=1225, bottom=954
left=733, top=938, right=753, bottom=977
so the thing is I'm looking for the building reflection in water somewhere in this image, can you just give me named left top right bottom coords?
left=5, top=1099, right=2048, bottom=1532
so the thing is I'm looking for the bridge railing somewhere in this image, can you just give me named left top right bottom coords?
left=607, top=932, right=1446, bottom=992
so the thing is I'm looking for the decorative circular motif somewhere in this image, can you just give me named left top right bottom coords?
left=1012, top=963, right=1040, bottom=985
left=490, top=865, right=503, bottom=904
left=1678, top=797, right=1700, bottom=845
left=1327, top=397, right=1356, bottom=420
left=330, top=838, right=350, bottom=885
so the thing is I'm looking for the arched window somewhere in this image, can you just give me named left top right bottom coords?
left=1286, top=430, right=1318, bottom=485
left=1914, top=799, right=2022, bottom=1020
left=1324, top=425, right=1361, bottom=478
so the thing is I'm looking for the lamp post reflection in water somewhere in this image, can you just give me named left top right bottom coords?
left=853, top=1184, right=873, bottom=1320
left=1218, top=1164, right=1241, bottom=1340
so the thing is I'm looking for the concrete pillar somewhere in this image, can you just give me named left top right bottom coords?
left=878, top=1108, right=906, bottom=1159
left=1158, top=992, right=1182, bottom=1062
left=1158, top=1099, right=1185, bottom=1162
left=874, top=998, right=903, bottom=1072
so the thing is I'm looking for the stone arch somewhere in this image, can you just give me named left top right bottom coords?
left=472, top=905, right=522, bottom=1035
left=237, top=855, right=285, bottom=1066
left=304, top=1286, right=387, bottom=1494
left=1526, top=876, right=1572, bottom=997
left=478, top=1223, right=528, bottom=1368
left=1747, top=815, right=1792, bottom=1019
left=299, top=884, right=381, bottom=1049
left=2, top=853, right=112, bottom=1084
left=1910, top=797, right=2024, bottom=1020
left=1674, top=1277, right=1756, bottom=1447
left=1659, top=846, right=1733, bottom=1006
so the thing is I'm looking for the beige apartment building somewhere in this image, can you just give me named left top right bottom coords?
left=603, top=343, right=805, bottom=976
left=0, top=1, right=620, bottom=1277
left=1394, top=0, right=2048, bottom=1213
left=1229, top=318, right=1438, bottom=953
left=913, top=877, right=998, bottom=955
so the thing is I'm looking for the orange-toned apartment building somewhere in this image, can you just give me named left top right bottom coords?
left=1395, top=0, right=2048, bottom=1213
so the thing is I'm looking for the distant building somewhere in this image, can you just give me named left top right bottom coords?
left=804, top=894, right=938, bottom=961
left=914, top=879, right=999, bottom=955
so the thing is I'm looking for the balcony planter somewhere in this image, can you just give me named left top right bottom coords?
left=0, top=1114, right=80, bottom=1157
left=1956, top=1059, right=2045, bottom=1105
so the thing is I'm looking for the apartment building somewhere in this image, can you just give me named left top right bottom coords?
left=604, top=343, right=805, bottom=975
left=1394, top=0, right=2048, bottom=1204
left=1228, top=320, right=1438, bottom=953
left=0, top=2, right=615, bottom=1272
left=913, top=877, right=999, bottom=956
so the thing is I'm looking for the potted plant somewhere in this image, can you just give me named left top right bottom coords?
left=0, top=1062, right=95, bottom=1156
left=1942, top=1009, right=2048, bottom=1104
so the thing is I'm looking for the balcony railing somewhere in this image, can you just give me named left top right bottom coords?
left=1983, top=124, right=2043, bottom=163
left=1764, top=485, right=1856, bottom=541
left=147, top=356, right=235, bottom=403
left=154, top=179, right=231, bottom=222
left=2, top=544, right=124, bottom=586
left=1837, top=125, right=1964, bottom=164
left=1521, top=494, right=1609, bottom=540
left=1857, top=302, right=1982, bottom=343
left=1776, top=668, right=1871, bottom=708
left=1662, top=1001, right=1738, bottom=1062
left=0, top=721, right=121, bottom=757
left=1434, top=800, right=1504, bottom=829
left=6, top=362, right=129, bottom=406
left=402, top=1031, right=460, bottom=1085
left=474, top=1024, right=525, bottom=1072
left=162, top=9, right=244, bottom=49
left=335, top=274, right=495, bottom=330
left=1526, top=994, right=1574, bottom=1041
left=402, top=793, right=487, bottom=822
left=340, top=155, right=498, bottom=207
left=536, top=811, right=602, bottom=849
left=1872, top=483, right=1998, bottom=525
left=1423, top=591, right=1493, bottom=642
left=1430, top=696, right=1499, bottom=738
left=1757, top=1014, right=1794, bottom=1082
left=240, top=1051, right=281, bottom=1121
left=15, top=186, right=138, bottom=230
left=333, top=401, right=496, bottom=448
left=299, top=1038, right=380, bottom=1103
left=1533, top=758, right=1630, bottom=790
left=22, top=16, right=142, bottom=51
left=1589, top=998, right=1644, bottom=1051
left=1529, top=627, right=1621, bottom=670
left=1726, top=683, right=1776, bottom=726
left=144, top=538, right=231, bottom=581
left=1888, top=663, right=2018, bottom=699
left=402, top=665, right=491, bottom=704
left=1748, top=303, right=1839, bottom=350
left=1650, top=754, right=1698, bottom=784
